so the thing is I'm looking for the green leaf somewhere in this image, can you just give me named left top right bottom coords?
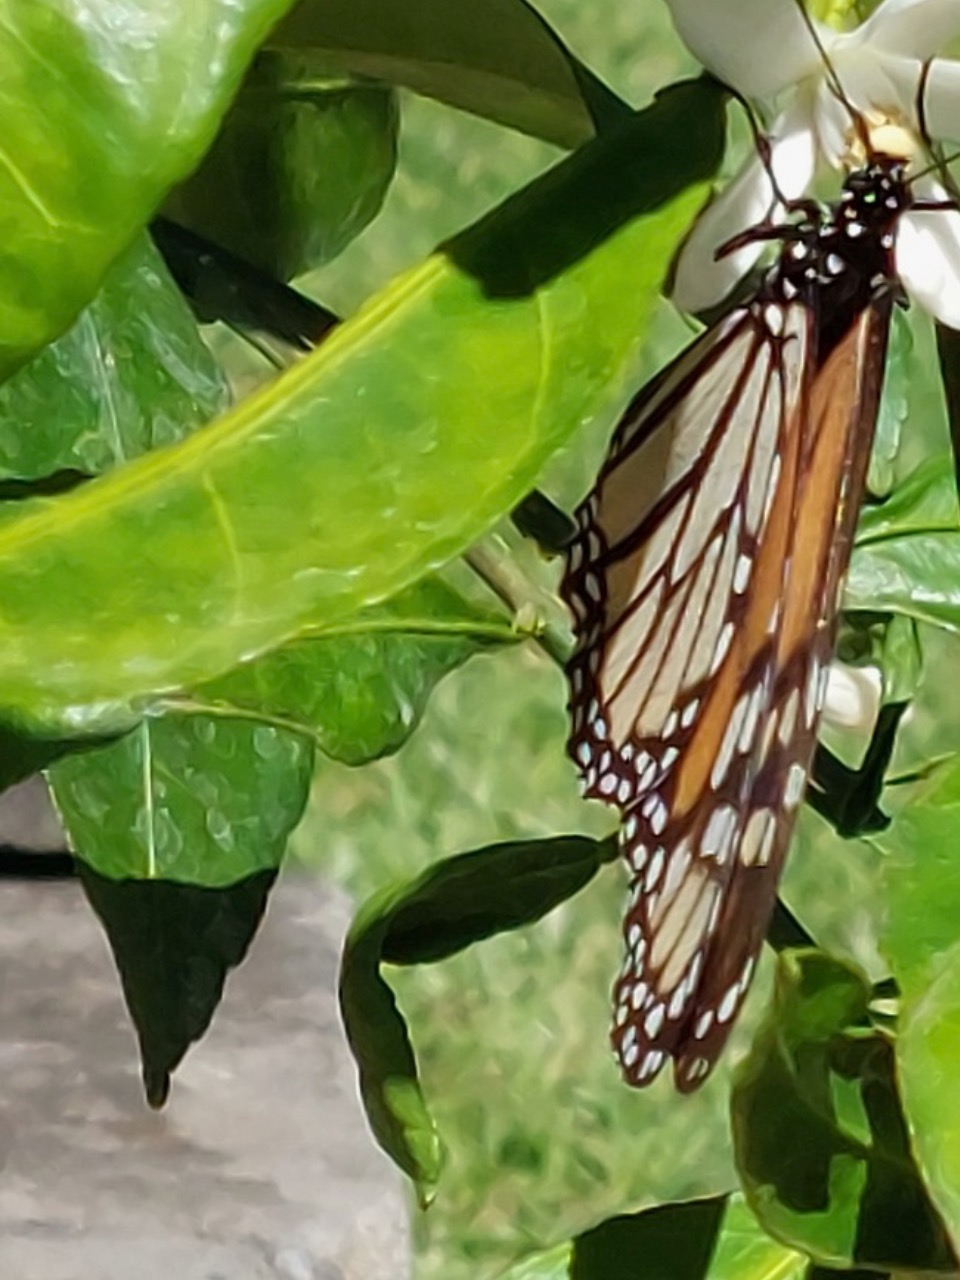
left=874, top=755, right=960, bottom=1258
left=867, top=307, right=913, bottom=499
left=79, top=861, right=276, bottom=1107
left=731, top=951, right=952, bottom=1274
left=49, top=715, right=313, bottom=885
left=896, top=940, right=960, bottom=1258
left=844, top=530, right=960, bottom=632
left=272, top=0, right=631, bottom=149
left=187, top=575, right=518, bottom=764
left=703, top=1196, right=807, bottom=1280
left=0, top=78, right=725, bottom=736
left=494, top=1243, right=572, bottom=1280
left=876, top=753, right=960, bottom=999
left=0, top=234, right=229, bottom=482
left=856, top=455, right=959, bottom=545
left=494, top=1196, right=806, bottom=1280
left=0, top=0, right=299, bottom=375
left=340, top=908, right=443, bottom=1204
left=165, top=52, right=399, bottom=280
left=571, top=1197, right=728, bottom=1280
left=339, top=834, right=612, bottom=1198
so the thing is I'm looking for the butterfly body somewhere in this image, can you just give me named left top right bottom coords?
left=562, top=155, right=911, bottom=1090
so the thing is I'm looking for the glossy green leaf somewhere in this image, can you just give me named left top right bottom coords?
left=878, top=615, right=922, bottom=705
left=187, top=575, right=517, bottom=764
left=876, top=753, right=960, bottom=997
left=867, top=307, right=912, bottom=499
left=50, top=715, right=313, bottom=885
left=339, top=834, right=613, bottom=1197
left=0, top=234, right=229, bottom=482
left=732, top=951, right=951, bottom=1273
left=0, top=0, right=299, bottom=375
left=845, top=531, right=960, bottom=632
left=0, top=79, right=725, bottom=736
left=165, top=53, right=399, bottom=280
left=856, top=456, right=959, bottom=545
left=703, top=1196, right=807, bottom=1280
left=272, top=0, right=630, bottom=148
left=79, top=861, right=276, bottom=1107
left=896, top=941, right=960, bottom=1257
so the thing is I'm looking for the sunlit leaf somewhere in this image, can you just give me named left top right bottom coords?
left=857, top=456, right=959, bottom=545
left=0, top=79, right=725, bottom=736
left=845, top=530, right=960, bottom=632
left=0, top=0, right=299, bottom=374
left=896, top=941, right=960, bottom=1259
left=876, top=753, right=960, bottom=997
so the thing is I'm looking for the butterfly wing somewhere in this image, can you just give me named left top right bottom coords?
left=562, top=292, right=891, bottom=1089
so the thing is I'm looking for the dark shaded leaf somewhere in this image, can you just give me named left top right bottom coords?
left=807, top=702, right=906, bottom=838
left=732, top=951, right=952, bottom=1273
left=380, top=833, right=616, bottom=965
left=496, top=1195, right=808, bottom=1280
left=79, top=861, right=276, bottom=1107
left=165, top=52, right=399, bottom=280
left=339, top=834, right=614, bottom=1198
left=272, top=0, right=630, bottom=148
left=151, top=216, right=339, bottom=354
left=512, top=489, right=577, bottom=554
left=571, top=1198, right=728, bottom=1280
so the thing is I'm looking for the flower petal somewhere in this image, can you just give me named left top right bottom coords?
left=897, top=180, right=960, bottom=329
left=859, top=0, right=960, bottom=60
left=671, top=107, right=816, bottom=315
left=821, top=663, right=881, bottom=734
left=664, top=0, right=821, bottom=97
left=918, top=58, right=960, bottom=143
left=812, top=50, right=926, bottom=166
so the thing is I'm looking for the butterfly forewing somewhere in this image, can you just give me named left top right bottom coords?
left=670, top=299, right=893, bottom=1088
left=562, top=177, right=899, bottom=1088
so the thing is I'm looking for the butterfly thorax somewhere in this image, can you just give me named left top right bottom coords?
left=769, top=155, right=909, bottom=354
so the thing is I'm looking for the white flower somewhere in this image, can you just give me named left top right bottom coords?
left=666, top=0, right=960, bottom=327
left=822, top=661, right=882, bottom=734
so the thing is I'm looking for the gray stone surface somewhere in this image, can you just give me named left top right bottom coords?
left=0, top=781, right=411, bottom=1280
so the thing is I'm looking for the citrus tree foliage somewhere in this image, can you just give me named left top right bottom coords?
left=6, top=2, right=960, bottom=1278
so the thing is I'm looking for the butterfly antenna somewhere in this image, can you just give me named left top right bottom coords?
left=722, top=81, right=793, bottom=208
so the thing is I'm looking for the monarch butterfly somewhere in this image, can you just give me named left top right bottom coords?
left=560, top=129, right=944, bottom=1090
